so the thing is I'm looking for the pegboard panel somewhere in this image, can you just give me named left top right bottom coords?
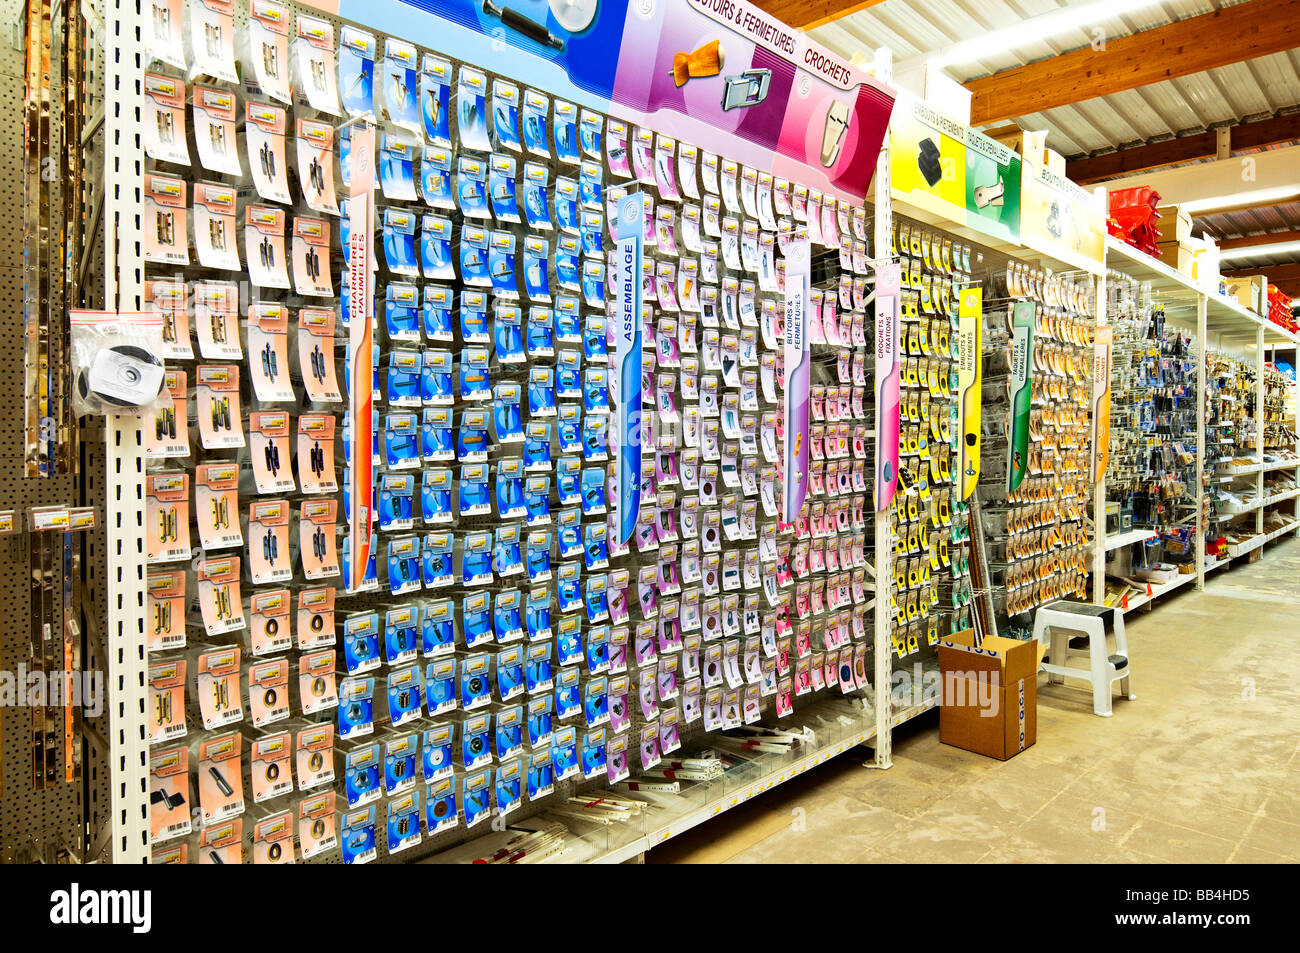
left=0, top=0, right=85, bottom=864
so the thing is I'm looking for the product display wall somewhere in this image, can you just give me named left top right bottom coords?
left=133, top=0, right=881, bottom=864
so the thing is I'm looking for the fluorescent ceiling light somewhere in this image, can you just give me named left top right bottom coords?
left=928, top=0, right=1162, bottom=69
left=1182, top=187, right=1300, bottom=215
left=1219, top=240, right=1300, bottom=261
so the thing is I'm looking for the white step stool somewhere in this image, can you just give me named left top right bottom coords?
left=1031, top=601, right=1134, bottom=717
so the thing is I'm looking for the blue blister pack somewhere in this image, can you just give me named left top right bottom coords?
left=456, top=156, right=489, bottom=217
left=582, top=416, right=608, bottom=463
left=556, top=458, right=581, bottom=507
left=555, top=177, right=579, bottom=234
left=456, top=65, right=490, bottom=151
left=421, top=349, right=454, bottom=405
left=420, top=214, right=455, bottom=280
left=527, top=747, right=554, bottom=800
left=494, top=524, right=524, bottom=577
left=556, top=358, right=582, bottom=405
left=495, top=593, right=525, bottom=646
left=459, top=223, right=491, bottom=287
left=557, top=565, right=583, bottom=619
left=426, top=657, right=457, bottom=717
left=579, top=111, right=603, bottom=161
left=557, top=406, right=582, bottom=454
left=381, top=207, right=418, bottom=273
left=581, top=466, right=606, bottom=515
left=420, top=532, right=454, bottom=588
left=580, top=209, right=604, bottom=257
left=459, top=349, right=491, bottom=403
left=421, top=600, right=455, bottom=657
left=494, top=384, right=524, bottom=445
left=583, top=676, right=609, bottom=728
left=522, top=236, right=550, bottom=302
left=343, top=741, right=379, bottom=806
left=552, top=726, right=578, bottom=779
left=555, top=297, right=582, bottom=344
left=461, top=591, right=493, bottom=648
left=422, top=722, right=455, bottom=778
left=521, top=89, right=549, bottom=157
left=494, top=306, right=525, bottom=363
left=488, top=153, right=519, bottom=222
left=556, top=507, right=582, bottom=560
left=421, top=409, right=453, bottom=462
left=490, top=79, right=522, bottom=152
left=383, top=733, right=419, bottom=796
left=495, top=459, right=526, bottom=520
left=462, top=769, right=491, bottom=828
left=337, top=26, right=375, bottom=118
left=379, top=136, right=417, bottom=202
left=584, top=314, right=608, bottom=361
left=378, top=39, right=419, bottom=132
left=524, top=421, right=551, bottom=471
left=384, top=283, right=419, bottom=340
left=525, top=475, right=551, bottom=525
left=386, top=665, right=422, bottom=727
left=461, top=655, right=492, bottom=712
left=584, top=521, right=609, bottom=570
left=458, top=463, right=491, bottom=516
left=387, top=349, right=421, bottom=406
left=578, top=160, right=602, bottom=210
left=528, top=368, right=556, bottom=419
left=383, top=413, right=420, bottom=468
left=525, top=531, right=552, bottom=583
left=495, top=706, right=524, bottom=761
left=555, top=667, right=581, bottom=720
left=387, top=535, right=420, bottom=595
left=423, top=285, right=454, bottom=341
left=582, top=259, right=605, bottom=307
left=526, top=642, right=553, bottom=696
left=343, top=613, right=380, bottom=675
left=420, top=55, right=452, bottom=147
left=460, top=713, right=491, bottom=769
left=458, top=407, right=490, bottom=462
left=584, top=367, right=610, bottom=414
left=586, top=622, right=610, bottom=672
left=525, top=589, right=552, bottom=642
left=522, top=161, right=551, bottom=229
left=385, top=791, right=421, bottom=854
left=340, top=806, right=376, bottom=865
left=553, top=100, right=579, bottom=163
left=528, top=693, right=554, bottom=747
left=419, top=146, right=455, bottom=210
left=489, top=230, right=517, bottom=298
left=420, top=468, right=452, bottom=524
left=379, top=472, right=415, bottom=531
left=425, top=777, right=457, bottom=834
left=461, top=530, right=493, bottom=586
left=581, top=728, right=607, bottom=779
left=527, top=307, right=554, bottom=358
left=555, top=235, right=580, bottom=291
left=495, top=761, right=523, bottom=817
left=339, top=677, right=375, bottom=741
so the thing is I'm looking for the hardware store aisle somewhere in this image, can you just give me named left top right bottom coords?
left=648, top=538, right=1300, bottom=864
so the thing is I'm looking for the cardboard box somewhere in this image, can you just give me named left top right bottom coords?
left=937, top=630, right=1045, bottom=761
left=1156, top=204, right=1192, bottom=242
left=1156, top=240, right=1194, bottom=275
left=1224, top=273, right=1268, bottom=314
left=986, top=125, right=1047, bottom=164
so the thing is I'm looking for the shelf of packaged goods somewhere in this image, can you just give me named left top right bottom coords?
left=1219, top=463, right=1262, bottom=477
left=1226, top=521, right=1300, bottom=559
left=891, top=196, right=1081, bottom=275
left=1104, top=528, right=1157, bottom=552
left=433, top=704, right=879, bottom=865
left=1263, top=487, right=1300, bottom=507
left=1117, top=568, right=1198, bottom=613
left=1264, top=458, right=1300, bottom=472
left=889, top=693, right=940, bottom=729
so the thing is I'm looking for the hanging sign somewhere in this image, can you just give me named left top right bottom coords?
left=874, top=263, right=900, bottom=512
left=347, top=122, right=376, bottom=592
left=956, top=286, right=982, bottom=500
left=613, top=193, right=644, bottom=545
left=1092, top=324, right=1112, bottom=481
left=781, top=238, right=810, bottom=523
left=1007, top=301, right=1035, bottom=493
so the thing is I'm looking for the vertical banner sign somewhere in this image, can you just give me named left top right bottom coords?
left=614, top=194, right=644, bottom=544
left=956, top=287, right=983, bottom=500
left=782, top=239, right=811, bottom=523
left=347, top=123, right=376, bottom=591
left=874, top=263, right=901, bottom=512
left=1092, top=325, right=1113, bottom=481
left=1006, top=301, right=1036, bottom=493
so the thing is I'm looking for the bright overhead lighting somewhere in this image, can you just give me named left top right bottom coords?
left=1182, top=187, right=1300, bottom=215
left=1219, top=240, right=1300, bottom=261
left=927, top=0, right=1162, bottom=69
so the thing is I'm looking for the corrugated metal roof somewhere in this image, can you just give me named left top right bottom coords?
left=809, top=0, right=1300, bottom=160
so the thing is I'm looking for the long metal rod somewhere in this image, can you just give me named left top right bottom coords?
left=1194, top=295, right=1207, bottom=589
left=23, top=0, right=54, bottom=477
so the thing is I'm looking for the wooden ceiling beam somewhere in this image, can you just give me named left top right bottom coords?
left=750, top=0, right=887, bottom=31
left=966, top=0, right=1300, bottom=127
left=1217, top=229, right=1300, bottom=250
left=1069, top=111, right=1300, bottom=184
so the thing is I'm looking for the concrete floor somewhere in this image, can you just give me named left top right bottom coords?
left=648, top=537, right=1300, bottom=864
